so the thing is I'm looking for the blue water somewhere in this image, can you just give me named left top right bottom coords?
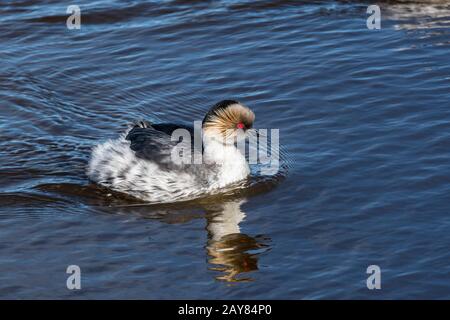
left=0, top=0, right=449, bottom=299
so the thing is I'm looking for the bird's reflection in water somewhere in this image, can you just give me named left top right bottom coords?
left=39, top=182, right=271, bottom=282
left=204, top=200, right=270, bottom=282
left=80, top=188, right=272, bottom=283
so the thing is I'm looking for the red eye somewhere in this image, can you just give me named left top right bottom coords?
left=237, top=122, right=245, bottom=129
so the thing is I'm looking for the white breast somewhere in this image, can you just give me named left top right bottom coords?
left=202, top=138, right=250, bottom=188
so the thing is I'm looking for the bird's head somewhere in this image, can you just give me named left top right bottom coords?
left=202, top=100, right=255, bottom=145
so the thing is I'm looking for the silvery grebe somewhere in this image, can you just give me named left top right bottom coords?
left=87, top=100, right=255, bottom=203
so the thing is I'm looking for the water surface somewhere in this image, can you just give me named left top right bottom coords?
left=0, top=0, right=450, bottom=299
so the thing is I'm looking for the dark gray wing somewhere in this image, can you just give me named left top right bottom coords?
left=125, top=122, right=199, bottom=170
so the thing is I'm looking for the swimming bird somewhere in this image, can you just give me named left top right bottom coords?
left=87, top=100, right=255, bottom=203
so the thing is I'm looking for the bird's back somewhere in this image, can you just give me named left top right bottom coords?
left=87, top=121, right=218, bottom=203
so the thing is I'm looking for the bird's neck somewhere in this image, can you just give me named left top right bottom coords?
left=202, top=136, right=250, bottom=187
